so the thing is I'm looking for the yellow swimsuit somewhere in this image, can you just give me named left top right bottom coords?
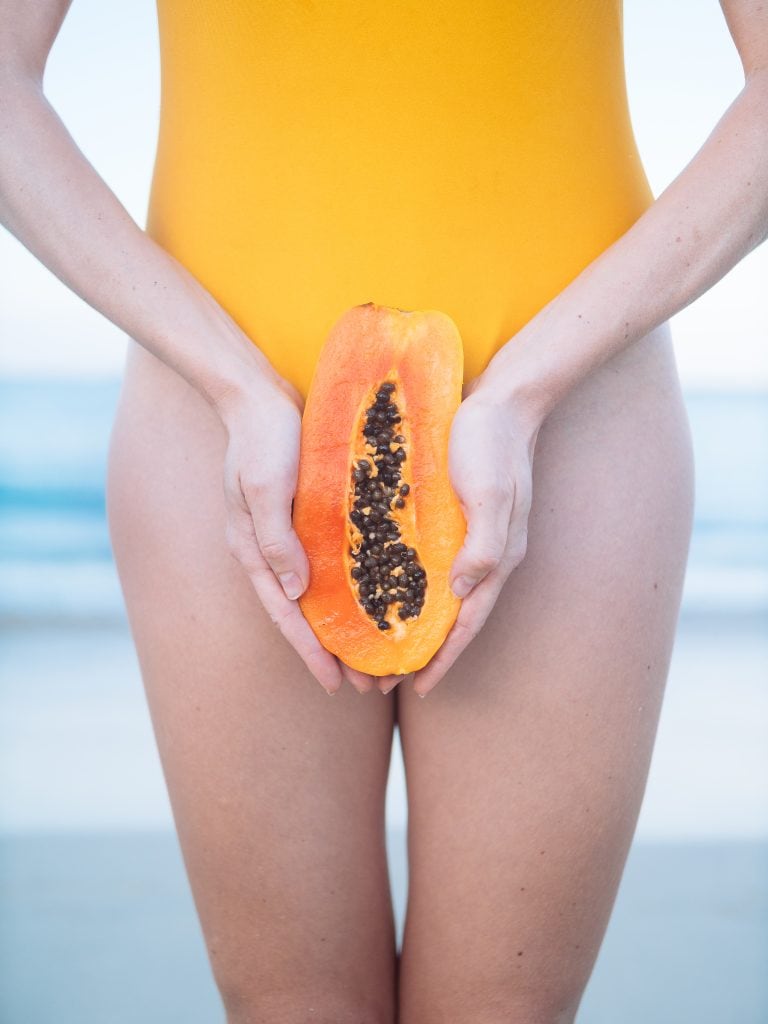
left=145, top=0, right=654, bottom=400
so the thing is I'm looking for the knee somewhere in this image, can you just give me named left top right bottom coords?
left=225, top=1011, right=386, bottom=1024
left=400, top=985, right=579, bottom=1024
left=462, top=994, right=579, bottom=1024
left=415, top=1007, right=576, bottom=1024
left=221, top=986, right=393, bottom=1024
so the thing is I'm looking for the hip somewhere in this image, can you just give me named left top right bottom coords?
left=145, top=190, right=654, bottom=401
left=108, top=317, right=693, bottom=526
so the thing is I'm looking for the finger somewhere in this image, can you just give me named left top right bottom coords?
left=249, top=557, right=345, bottom=695
left=226, top=508, right=343, bottom=695
left=376, top=672, right=410, bottom=695
left=449, top=481, right=513, bottom=599
left=413, top=477, right=533, bottom=697
left=505, top=475, right=533, bottom=569
left=412, top=571, right=506, bottom=697
left=241, top=475, right=310, bottom=601
left=341, top=663, right=377, bottom=695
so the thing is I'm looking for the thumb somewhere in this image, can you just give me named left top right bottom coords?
left=449, top=486, right=512, bottom=598
left=244, top=480, right=310, bottom=600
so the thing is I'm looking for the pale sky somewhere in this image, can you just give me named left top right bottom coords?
left=1, top=0, right=766, bottom=387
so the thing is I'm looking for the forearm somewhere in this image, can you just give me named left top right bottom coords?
left=477, top=69, right=768, bottom=423
left=0, top=73, right=280, bottom=409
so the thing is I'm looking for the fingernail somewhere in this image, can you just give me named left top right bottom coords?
left=279, top=572, right=303, bottom=600
left=324, top=687, right=336, bottom=696
left=381, top=675, right=404, bottom=695
left=417, top=691, right=427, bottom=699
left=451, top=575, right=475, bottom=599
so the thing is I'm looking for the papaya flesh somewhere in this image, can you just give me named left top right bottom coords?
left=293, top=301, right=466, bottom=676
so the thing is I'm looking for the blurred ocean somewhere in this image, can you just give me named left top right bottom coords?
left=1, top=376, right=767, bottom=621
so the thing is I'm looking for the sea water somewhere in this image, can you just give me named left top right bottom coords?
left=1, top=377, right=767, bottom=619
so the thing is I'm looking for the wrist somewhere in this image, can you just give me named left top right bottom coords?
left=472, top=283, right=610, bottom=428
left=210, top=363, right=285, bottom=434
left=471, top=334, right=559, bottom=431
left=189, top=317, right=286, bottom=426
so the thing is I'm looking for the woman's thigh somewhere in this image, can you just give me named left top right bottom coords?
left=105, top=340, right=398, bottom=1024
left=395, top=321, right=695, bottom=1024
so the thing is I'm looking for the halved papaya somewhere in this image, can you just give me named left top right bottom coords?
left=293, top=301, right=466, bottom=676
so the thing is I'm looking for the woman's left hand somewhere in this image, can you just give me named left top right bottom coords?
left=378, top=378, right=543, bottom=696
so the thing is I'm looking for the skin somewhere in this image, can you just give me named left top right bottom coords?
left=1, top=2, right=766, bottom=1020
left=106, top=313, right=692, bottom=1024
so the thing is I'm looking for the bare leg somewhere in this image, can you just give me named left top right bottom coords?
left=106, top=341, right=397, bottom=1024
left=395, top=321, right=695, bottom=1024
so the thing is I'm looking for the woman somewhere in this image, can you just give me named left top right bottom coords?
left=1, top=1, right=766, bottom=1020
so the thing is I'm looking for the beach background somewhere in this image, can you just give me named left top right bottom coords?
left=1, top=1, right=767, bottom=1022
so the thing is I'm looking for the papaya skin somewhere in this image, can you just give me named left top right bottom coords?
left=293, top=302, right=466, bottom=676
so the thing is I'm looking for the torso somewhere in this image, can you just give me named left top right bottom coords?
left=144, top=0, right=653, bottom=399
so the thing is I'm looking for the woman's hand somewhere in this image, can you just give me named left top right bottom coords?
left=378, top=378, right=543, bottom=697
left=216, top=375, right=390, bottom=697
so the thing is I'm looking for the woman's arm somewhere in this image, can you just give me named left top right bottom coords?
left=474, top=0, right=768, bottom=425
left=0, top=0, right=279, bottom=410
left=406, top=0, right=768, bottom=696
left=0, top=1, right=362, bottom=695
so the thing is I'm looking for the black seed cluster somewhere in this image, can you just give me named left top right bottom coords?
left=349, top=382, right=426, bottom=631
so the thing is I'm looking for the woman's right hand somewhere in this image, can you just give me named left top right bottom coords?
left=216, top=374, right=390, bottom=697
